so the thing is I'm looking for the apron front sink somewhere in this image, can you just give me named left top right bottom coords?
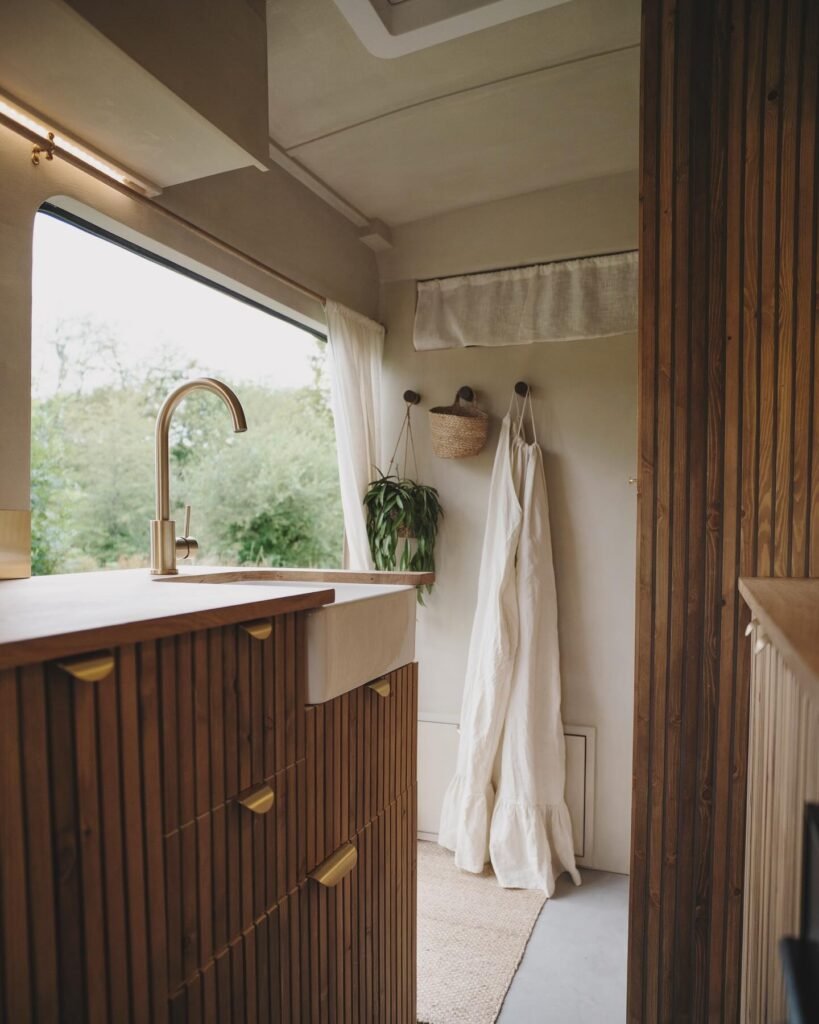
left=157, top=569, right=417, bottom=703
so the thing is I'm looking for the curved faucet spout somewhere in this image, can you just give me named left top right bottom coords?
left=151, top=377, right=247, bottom=574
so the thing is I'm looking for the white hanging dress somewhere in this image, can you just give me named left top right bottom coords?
left=438, top=412, right=526, bottom=872
left=440, top=398, right=580, bottom=894
left=489, top=411, right=580, bottom=894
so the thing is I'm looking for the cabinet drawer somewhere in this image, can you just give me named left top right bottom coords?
left=159, top=615, right=306, bottom=832
left=169, top=882, right=311, bottom=1024
left=164, top=759, right=306, bottom=993
left=304, top=663, right=417, bottom=872
left=305, top=785, right=417, bottom=1024
left=169, top=786, right=417, bottom=1024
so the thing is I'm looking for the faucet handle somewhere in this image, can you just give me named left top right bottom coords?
left=175, top=504, right=199, bottom=561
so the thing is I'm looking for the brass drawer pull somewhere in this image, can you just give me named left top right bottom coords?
left=237, top=783, right=275, bottom=814
left=368, top=678, right=391, bottom=698
left=56, top=652, right=115, bottom=683
left=240, top=619, right=273, bottom=641
left=310, top=842, right=358, bottom=887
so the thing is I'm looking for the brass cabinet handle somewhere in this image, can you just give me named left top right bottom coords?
left=56, top=652, right=115, bottom=683
left=240, top=619, right=273, bottom=641
left=237, top=783, right=275, bottom=814
left=368, top=678, right=391, bottom=698
left=310, top=842, right=358, bottom=887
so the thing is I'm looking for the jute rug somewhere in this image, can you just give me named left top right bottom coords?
left=417, top=840, right=547, bottom=1024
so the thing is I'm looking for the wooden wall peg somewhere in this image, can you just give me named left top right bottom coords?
left=457, top=386, right=475, bottom=402
left=403, top=390, right=421, bottom=405
left=514, top=381, right=530, bottom=397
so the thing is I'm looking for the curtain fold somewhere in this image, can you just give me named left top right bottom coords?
left=414, top=250, right=638, bottom=350
left=326, top=300, right=384, bottom=571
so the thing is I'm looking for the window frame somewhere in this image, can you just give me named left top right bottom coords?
left=37, top=202, right=327, bottom=344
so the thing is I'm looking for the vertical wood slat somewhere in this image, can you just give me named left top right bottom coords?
left=236, top=628, right=251, bottom=794
left=73, top=677, right=109, bottom=1024
left=48, top=666, right=87, bottom=1022
left=274, top=617, right=287, bottom=778
left=631, top=0, right=819, bottom=1019
left=0, top=669, right=33, bottom=1024
left=119, top=647, right=152, bottom=1024
left=177, top=633, right=196, bottom=829
left=192, top=632, right=211, bottom=820
left=223, top=625, right=239, bottom=803
left=627, top=0, right=660, bottom=1015
left=18, top=665, right=59, bottom=1024
left=139, top=641, right=169, bottom=1024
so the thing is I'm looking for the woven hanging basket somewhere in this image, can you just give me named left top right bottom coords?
left=429, top=392, right=489, bottom=458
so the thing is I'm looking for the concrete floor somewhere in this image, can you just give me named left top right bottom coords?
left=497, top=869, right=629, bottom=1023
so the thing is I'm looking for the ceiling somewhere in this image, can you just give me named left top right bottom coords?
left=266, top=0, right=640, bottom=228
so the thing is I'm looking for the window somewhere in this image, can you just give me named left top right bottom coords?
left=31, top=206, right=343, bottom=575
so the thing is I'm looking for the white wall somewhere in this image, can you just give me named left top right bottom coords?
left=377, top=171, right=638, bottom=282
left=380, top=174, right=638, bottom=873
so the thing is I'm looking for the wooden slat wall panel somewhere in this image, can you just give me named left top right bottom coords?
left=160, top=617, right=302, bottom=833
left=304, top=664, right=419, bottom=872
left=0, top=649, right=171, bottom=1023
left=631, top=0, right=819, bottom=1019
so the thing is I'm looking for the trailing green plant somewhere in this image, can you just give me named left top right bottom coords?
left=364, top=472, right=443, bottom=603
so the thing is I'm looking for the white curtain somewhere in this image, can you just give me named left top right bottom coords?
left=413, top=250, right=637, bottom=350
left=326, top=300, right=384, bottom=570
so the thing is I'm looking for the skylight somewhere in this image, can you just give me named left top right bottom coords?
left=332, top=0, right=572, bottom=57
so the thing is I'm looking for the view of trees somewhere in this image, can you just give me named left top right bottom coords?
left=30, top=317, right=344, bottom=575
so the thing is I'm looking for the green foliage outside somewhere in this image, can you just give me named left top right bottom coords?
left=30, top=319, right=343, bottom=575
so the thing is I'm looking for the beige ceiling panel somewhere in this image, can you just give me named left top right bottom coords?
left=288, top=47, right=639, bottom=224
left=267, top=0, right=640, bottom=148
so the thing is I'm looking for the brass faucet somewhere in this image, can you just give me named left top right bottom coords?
left=150, top=377, right=247, bottom=575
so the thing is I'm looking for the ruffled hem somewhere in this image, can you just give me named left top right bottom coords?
left=489, top=799, right=581, bottom=896
left=437, top=773, right=495, bottom=874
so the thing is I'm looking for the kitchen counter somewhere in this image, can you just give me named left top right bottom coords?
left=0, top=567, right=335, bottom=670
left=738, top=577, right=819, bottom=696
left=0, top=564, right=421, bottom=1020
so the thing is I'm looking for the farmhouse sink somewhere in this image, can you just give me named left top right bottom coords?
left=156, top=568, right=421, bottom=703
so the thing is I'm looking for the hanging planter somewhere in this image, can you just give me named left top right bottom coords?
left=364, top=399, right=442, bottom=603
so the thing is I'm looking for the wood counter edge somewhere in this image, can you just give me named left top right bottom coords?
left=0, top=586, right=334, bottom=672
left=738, top=577, right=819, bottom=699
left=156, top=567, right=436, bottom=586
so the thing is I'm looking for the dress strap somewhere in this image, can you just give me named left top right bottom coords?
left=524, top=391, right=538, bottom=446
left=508, top=394, right=525, bottom=441
left=510, top=390, right=538, bottom=445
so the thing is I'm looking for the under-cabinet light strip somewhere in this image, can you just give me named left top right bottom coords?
left=0, top=91, right=161, bottom=197
left=0, top=92, right=329, bottom=307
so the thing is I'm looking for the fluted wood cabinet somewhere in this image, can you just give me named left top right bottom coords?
left=0, top=611, right=418, bottom=1023
left=739, top=579, right=819, bottom=1023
